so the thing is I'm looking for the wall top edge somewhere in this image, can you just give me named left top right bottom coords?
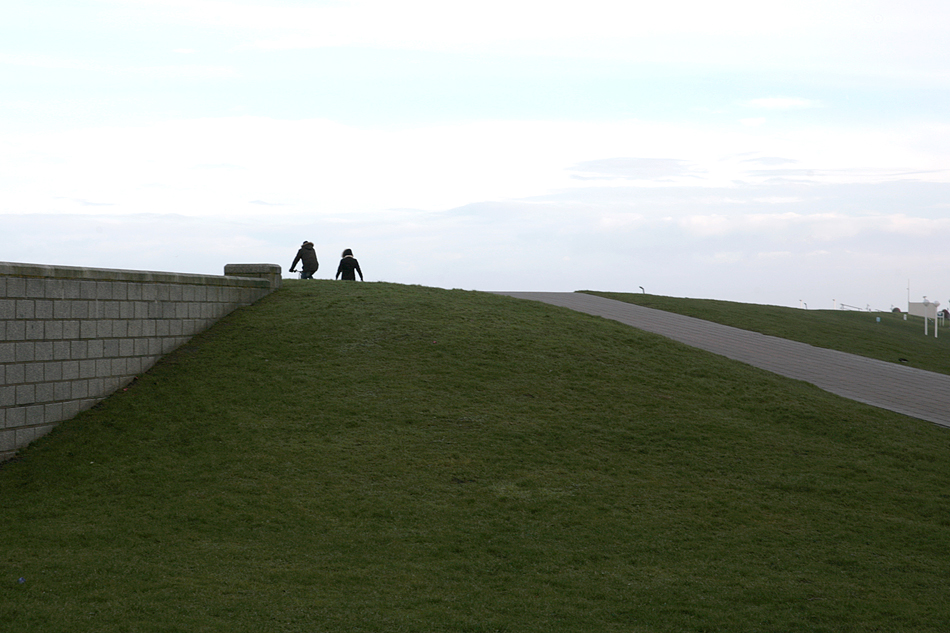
left=0, top=261, right=274, bottom=288
left=223, top=264, right=282, bottom=274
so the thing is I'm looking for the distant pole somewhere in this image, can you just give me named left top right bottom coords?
left=923, top=298, right=930, bottom=335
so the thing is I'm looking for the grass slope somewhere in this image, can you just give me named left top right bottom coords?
left=3, top=281, right=950, bottom=632
left=582, top=291, right=950, bottom=376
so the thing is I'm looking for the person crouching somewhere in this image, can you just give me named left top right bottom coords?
left=290, top=241, right=319, bottom=279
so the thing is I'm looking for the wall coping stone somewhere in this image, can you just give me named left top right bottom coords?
left=223, top=263, right=282, bottom=289
left=1, top=261, right=272, bottom=288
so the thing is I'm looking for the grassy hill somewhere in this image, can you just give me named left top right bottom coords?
left=3, top=281, right=950, bottom=632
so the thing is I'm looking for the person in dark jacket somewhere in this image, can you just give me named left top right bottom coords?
left=335, top=248, right=363, bottom=281
left=290, top=241, right=319, bottom=279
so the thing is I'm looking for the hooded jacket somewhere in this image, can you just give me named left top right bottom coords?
left=291, top=242, right=319, bottom=273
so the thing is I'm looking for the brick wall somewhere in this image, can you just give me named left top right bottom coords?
left=1, top=262, right=281, bottom=461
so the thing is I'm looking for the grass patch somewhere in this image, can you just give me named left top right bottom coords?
left=583, top=291, right=950, bottom=376
left=3, top=281, right=950, bottom=632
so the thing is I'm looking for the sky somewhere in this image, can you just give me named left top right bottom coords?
left=3, top=0, right=950, bottom=310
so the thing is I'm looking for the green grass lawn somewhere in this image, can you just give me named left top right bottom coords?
left=3, top=281, right=950, bottom=632
left=583, top=291, right=950, bottom=376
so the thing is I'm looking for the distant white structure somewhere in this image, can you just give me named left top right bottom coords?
left=908, top=300, right=937, bottom=319
left=908, top=297, right=941, bottom=337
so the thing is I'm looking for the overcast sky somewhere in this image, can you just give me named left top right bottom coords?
left=3, top=0, right=950, bottom=310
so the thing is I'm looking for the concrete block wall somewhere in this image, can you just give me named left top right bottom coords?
left=1, top=262, right=281, bottom=461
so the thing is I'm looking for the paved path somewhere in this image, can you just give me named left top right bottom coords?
left=497, top=292, right=950, bottom=428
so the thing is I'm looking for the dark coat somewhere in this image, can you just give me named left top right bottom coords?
left=335, top=256, right=363, bottom=281
left=291, top=244, right=319, bottom=273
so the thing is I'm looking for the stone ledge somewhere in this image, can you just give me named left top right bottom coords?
left=1, top=261, right=274, bottom=288
left=224, top=263, right=282, bottom=289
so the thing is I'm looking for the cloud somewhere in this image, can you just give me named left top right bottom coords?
left=85, top=0, right=950, bottom=80
left=4, top=115, right=950, bottom=228
left=742, top=97, right=820, bottom=109
left=192, top=163, right=246, bottom=171
left=0, top=52, right=236, bottom=79
left=744, top=157, right=798, bottom=166
left=0, top=53, right=98, bottom=71
left=569, top=158, right=702, bottom=181
left=752, top=197, right=802, bottom=204
left=743, top=167, right=949, bottom=184
left=55, top=197, right=116, bottom=207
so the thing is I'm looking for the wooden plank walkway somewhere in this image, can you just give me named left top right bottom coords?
left=496, top=292, right=950, bottom=428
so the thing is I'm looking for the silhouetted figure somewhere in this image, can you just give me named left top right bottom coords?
left=290, top=241, right=319, bottom=279
left=335, top=248, right=363, bottom=281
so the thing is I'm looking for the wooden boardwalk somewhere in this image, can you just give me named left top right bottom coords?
left=497, top=292, right=950, bottom=428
